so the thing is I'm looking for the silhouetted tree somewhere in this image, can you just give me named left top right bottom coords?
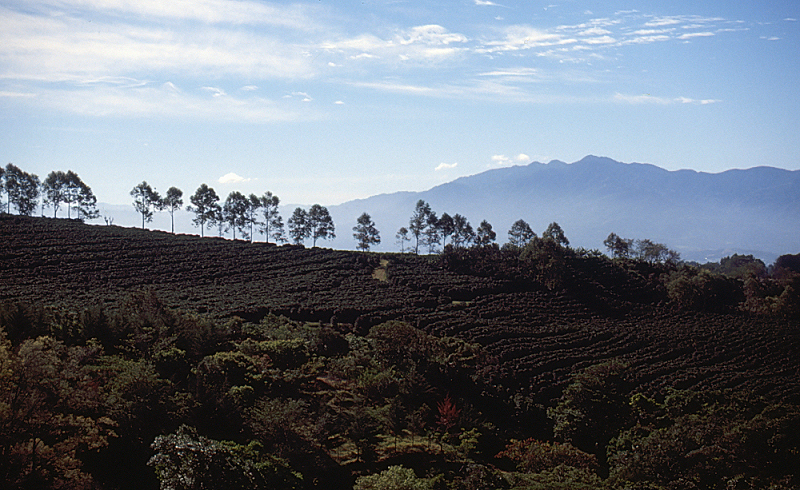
left=63, top=171, right=98, bottom=220
left=130, top=181, right=163, bottom=229
left=353, top=212, right=381, bottom=251
left=543, top=222, right=569, bottom=247
left=188, top=184, right=220, bottom=237
left=451, top=213, right=474, bottom=248
left=396, top=227, right=410, bottom=253
left=4, top=164, right=39, bottom=216
left=162, top=187, right=183, bottom=233
left=508, top=219, right=536, bottom=247
left=41, top=171, right=67, bottom=217
left=287, top=207, right=309, bottom=245
left=308, top=204, right=336, bottom=247
left=409, top=200, right=432, bottom=254
left=603, top=232, right=633, bottom=258
left=244, top=194, right=261, bottom=242
left=259, top=191, right=283, bottom=243
left=424, top=209, right=440, bottom=254
left=222, top=191, right=250, bottom=240
left=475, top=220, right=496, bottom=246
left=438, top=213, right=455, bottom=248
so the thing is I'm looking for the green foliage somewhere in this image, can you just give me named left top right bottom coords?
left=608, top=390, right=800, bottom=490
left=149, top=425, right=303, bottom=490
left=354, top=465, right=437, bottom=490
left=665, top=266, right=743, bottom=312
left=548, top=360, right=631, bottom=462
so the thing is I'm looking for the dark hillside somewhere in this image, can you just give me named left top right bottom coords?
left=2, top=214, right=798, bottom=403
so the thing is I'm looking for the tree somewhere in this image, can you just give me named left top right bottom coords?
left=423, top=209, right=440, bottom=254
left=308, top=204, right=336, bottom=247
left=42, top=171, right=68, bottom=217
left=4, top=164, right=39, bottom=216
left=451, top=214, right=474, bottom=248
left=64, top=171, right=99, bottom=220
left=287, top=207, right=309, bottom=245
left=222, top=191, right=250, bottom=240
left=543, top=222, right=569, bottom=247
left=130, top=181, right=163, bottom=229
left=438, top=213, right=455, bottom=248
left=603, top=232, right=632, bottom=259
left=396, top=227, right=410, bottom=253
left=353, top=212, right=381, bottom=251
left=475, top=220, right=496, bottom=246
left=188, top=184, right=220, bottom=237
left=635, top=239, right=680, bottom=264
left=508, top=219, right=536, bottom=247
left=409, top=200, right=432, bottom=254
left=259, top=191, right=283, bottom=243
left=244, top=194, right=261, bottom=242
left=162, top=187, right=183, bottom=233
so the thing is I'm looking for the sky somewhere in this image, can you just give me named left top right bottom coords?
left=2, top=0, right=799, bottom=207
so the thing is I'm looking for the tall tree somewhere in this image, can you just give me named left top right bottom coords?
left=603, top=232, right=633, bottom=259
left=130, top=181, right=162, bottom=229
left=508, top=219, right=536, bottom=247
left=396, top=227, right=410, bottom=253
left=64, top=171, right=99, bottom=220
left=42, top=171, right=68, bottom=217
left=162, top=187, right=183, bottom=233
left=423, top=209, right=440, bottom=254
left=259, top=191, right=282, bottom=243
left=438, top=213, right=455, bottom=248
left=187, top=184, right=220, bottom=237
left=244, top=194, right=261, bottom=242
left=4, top=164, right=40, bottom=216
left=475, top=220, right=496, bottom=246
left=222, top=191, right=250, bottom=240
left=287, top=207, right=309, bottom=244
left=409, top=200, right=432, bottom=254
left=308, top=204, right=336, bottom=247
left=451, top=214, right=474, bottom=248
left=353, top=212, right=381, bottom=251
left=543, top=222, right=569, bottom=247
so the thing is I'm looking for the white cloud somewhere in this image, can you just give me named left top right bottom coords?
left=515, top=153, right=530, bottom=162
left=0, top=91, right=37, bottom=98
left=475, top=0, right=499, bottom=5
left=614, top=93, right=720, bottom=105
left=435, top=162, right=458, bottom=171
left=478, top=25, right=571, bottom=53
left=334, top=100, right=344, bottom=105
left=291, top=91, right=313, bottom=102
left=202, top=86, right=226, bottom=97
left=241, top=85, right=258, bottom=91
left=678, top=32, right=714, bottom=40
left=218, top=172, right=251, bottom=184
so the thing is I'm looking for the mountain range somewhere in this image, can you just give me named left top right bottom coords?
left=90, top=156, right=800, bottom=264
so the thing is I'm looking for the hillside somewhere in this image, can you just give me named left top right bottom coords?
left=1, top=215, right=799, bottom=489
left=2, top=214, right=798, bottom=400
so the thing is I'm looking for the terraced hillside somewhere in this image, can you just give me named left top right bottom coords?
left=2, top=214, right=798, bottom=403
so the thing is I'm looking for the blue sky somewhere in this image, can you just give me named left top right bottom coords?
left=2, top=0, right=798, bottom=206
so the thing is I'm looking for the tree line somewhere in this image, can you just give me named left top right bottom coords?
left=0, top=164, right=98, bottom=220
left=0, top=163, right=687, bottom=262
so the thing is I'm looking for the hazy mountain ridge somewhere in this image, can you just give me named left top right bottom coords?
left=88, top=156, right=799, bottom=264
left=326, top=156, right=799, bottom=263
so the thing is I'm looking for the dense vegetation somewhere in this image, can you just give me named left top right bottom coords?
left=1, top=215, right=799, bottom=489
